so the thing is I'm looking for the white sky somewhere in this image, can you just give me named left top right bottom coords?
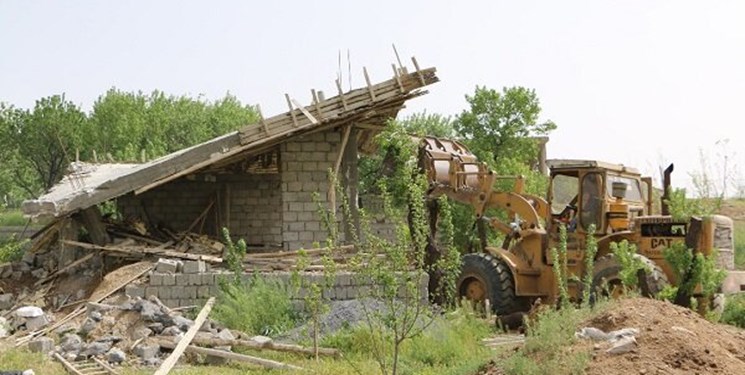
left=1, top=0, right=744, bottom=195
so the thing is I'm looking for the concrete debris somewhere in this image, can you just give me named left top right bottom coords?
left=60, top=333, right=83, bottom=352
left=30, top=268, right=48, bottom=279
left=79, top=317, right=98, bottom=335
left=0, top=293, right=14, bottom=310
left=25, top=314, right=50, bottom=331
left=161, top=326, right=183, bottom=336
left=172, top=315, right=194, bottom=331
left=606, top=335, right=637, bottom=355
left=155, top=258, right=181, bottom=274
left=134, top=343, right=161, bottom=361
left=107, top=347, right=126, bottom=364
left=576, top=326, right=640, bottom=356
left=218, top=328, right=236, bottom=341
left=28, top=337, right=54, bottom=353
left=0, top=317, right=9, bottom=338
left=80, top=340, right=112, bottom=357
left=182, top=260, right=206, bottom=274
left=15, top=306, right=44, bottom=318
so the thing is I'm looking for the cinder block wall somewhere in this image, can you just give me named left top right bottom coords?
left=118, top=174, right=282, bottom=245
left=280, top=130, right=343, bottom=250
left=126, top=266, right=430, bottom=309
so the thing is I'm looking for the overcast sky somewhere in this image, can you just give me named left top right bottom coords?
left=1, top=1, right=743, bottom=195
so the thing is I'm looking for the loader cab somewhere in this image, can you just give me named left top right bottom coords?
left=547, top=160, right=648, bottom=235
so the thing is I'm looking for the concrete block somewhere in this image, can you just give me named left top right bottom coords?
left=336, top=272, right=351, bottom=286
left=201, top=273, right=215, bottom=285
left=150, top=273, right=164, bottom=286
left=299, top=231, right=314, bottom=241
left=183, top=260, right=206, bottom=274
left=159, top=287, right=172, bottom=300
left=125, top=284, right=145, bottom=298
left=289, top=202, right=304, bottom=212
left=0, top=293, right=14, bottom=310
left=198, top=286, right=212, bottom=298
left=155, top=258, right=179, bottom=274
left=721, top=270, right=745, bottom=294
left=286, top=142, right=302, bottom=152
left=284, top=232, right=299, bottom=241
left=326, top=131, right=341, bottom=142
left=171, top=286, right=185, bottom=300
left=185, top=286, right=197, bottom=299
left=134, top=343, right=160, bottom=360
left=301, top=142, right=317, bottom=152
left=26, top=314, right=50, bottom=331
left=188, top=274, right=202, bottom=286
left=162, top=274, right=176, bottom=286
left=28, top=337, right=54, bottom=353
left=176, top=274, right=188, bottom=286
left=145, top=287, right=158, bottom=299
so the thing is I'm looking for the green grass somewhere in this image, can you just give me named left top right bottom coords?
left=501, top=302, right=610, bottom=375
left=0, top=209, right=27, bottom=226
left=0, top=348, right=67, bottom=374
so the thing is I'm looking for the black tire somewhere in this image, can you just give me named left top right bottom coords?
left=591, top=254, right=669, bottom=301
left=457, top=253, right=520, bottom=316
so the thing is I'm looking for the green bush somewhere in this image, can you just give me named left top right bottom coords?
left=734, top=221, right=745, bottom=270
left=0, top=236, right=27, bottom=263
left=720, top=294, right=745, bottom=328
left=212, top=276, right=297, bottom=336
left=610, top=240, right=647, bottom=290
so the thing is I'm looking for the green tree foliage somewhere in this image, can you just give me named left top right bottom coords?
left=89, top=89, right=258, bottom=161
left=0, top=90, right=258, bottom=201
left=0, top=96, right=88, bottom=197
left=453, top=86, right=555, bottom=172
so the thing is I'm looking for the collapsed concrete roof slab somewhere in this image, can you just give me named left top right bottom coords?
left=23, top=62, right=438, bottom=218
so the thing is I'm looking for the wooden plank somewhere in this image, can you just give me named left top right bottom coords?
left=61, top=240, right=223, bottom=263
left=363, top=67, right=376, bottom=100
left=154, top=297, right=216, bottom=375
left=78, top=206, right=111, bottom=245
left=335, top=78, right=348, bottom=110
left=156, top=340, right=304, bottom=371
left=256, top=104, right=270, bottom=135
left=54, top=352, right=85, bottom=375
left=291, top=97, right=319, bottom=124
left=186, top=335, right=341, bottom=358
left=284, top=94, right=299, bottom=127
left=311, top=89, right=323, bottom=120
left=412, top=56, right=426, bottom=85
left=392, top=64, right=404, bottom=93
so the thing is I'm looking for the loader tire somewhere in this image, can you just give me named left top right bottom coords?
left=457, top=253, right=520, bottom=316
left=591, top=254, right=668, bottom=301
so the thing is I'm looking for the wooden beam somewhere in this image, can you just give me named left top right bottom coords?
left=392, top=64, right=404, bottom=93
left=311, top=89, right=323, bottom=120
left=256, top=104, right=270, bottom=135
left=157, top=340, right=304, bottom=371
left=154, top=297, right=216, bottom=375
left=335, top=79, right=348, bottom=110
left=53, top=352, right=85, bottom=375
left=285, top=94, right=299, bottom=127
left=61, top=240, right=223, bottom=263
left=78, top=206, right=110, bottom=245
left=290, top=97, right=319, bottom=124
left=363, top=67, right=376, bottom=100
left=411, top=56, right=426, bottom=85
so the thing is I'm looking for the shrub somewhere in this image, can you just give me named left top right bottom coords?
left=0, top=236, right=27, bottom=263
left=212, top=275, right=297, bottom=336
left=610, top=240, right=647, bottom=291
left=721, top=294, right=745, bottom=328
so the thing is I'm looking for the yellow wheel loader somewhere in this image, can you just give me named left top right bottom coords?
left=418, top=137, right=734, bottom=314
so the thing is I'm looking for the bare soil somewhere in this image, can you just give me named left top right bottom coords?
left=478, top=297, right=745, bottom=375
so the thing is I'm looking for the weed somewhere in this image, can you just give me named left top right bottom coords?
left=721, top=293, right=745, bottom=328
left=0, top=236, right=27, bottom=263
left=212, top=276, right=296, bottom=336
left=0, top=209, right=28, bottom=226
left=610, top=240, right=647, bottom=291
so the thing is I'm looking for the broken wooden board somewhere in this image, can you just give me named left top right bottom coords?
left=157, top=339, right=304, bottom=371
left=154, top=297, right=216, bottom=375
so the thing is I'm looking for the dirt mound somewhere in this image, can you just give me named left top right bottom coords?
left=581, top=297, right=745, bottom=375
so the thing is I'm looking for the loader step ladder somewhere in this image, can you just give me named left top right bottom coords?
left=53, top=353, right=121, bottom=375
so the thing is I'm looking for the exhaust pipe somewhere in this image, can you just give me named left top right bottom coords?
left=661, top=163, right=674, bottom=216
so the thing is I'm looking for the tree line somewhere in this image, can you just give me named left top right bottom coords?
left=0, top=90, right=259, bottom=206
